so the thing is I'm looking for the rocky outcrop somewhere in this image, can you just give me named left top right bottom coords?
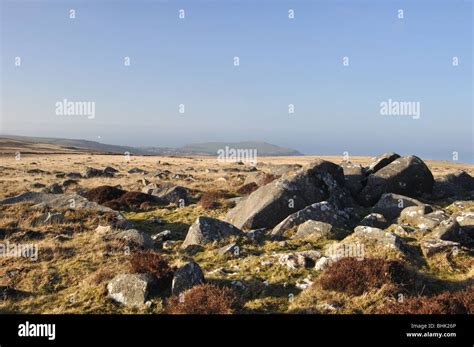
left=226, top=160, right=348, bottom=230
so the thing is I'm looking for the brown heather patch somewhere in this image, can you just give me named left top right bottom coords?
left=198, top=191, right=227, bottom=210
left=129, top=251, right=173, bottom=292
left=261, top=173, right=280, bottom=185
left=380, top=285, right=474, bottom=314
left=318, top=258, right=416, bottom=296
left=166, top=284, right=238, bottom=314
left=236, top=182, right=259, bottom=195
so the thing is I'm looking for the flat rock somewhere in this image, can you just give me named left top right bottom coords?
left=271, top=201, right=349, bottom=237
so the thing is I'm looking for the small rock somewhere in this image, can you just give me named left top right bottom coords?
left=420, top=238, right=460, bottom=257
left=358, top=213, right=388, bottom=229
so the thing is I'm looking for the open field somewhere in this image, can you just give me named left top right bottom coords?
left=0, top=151, right=473, bottom=314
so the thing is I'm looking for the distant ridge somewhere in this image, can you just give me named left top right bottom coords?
left=0, top=135, right=303, bottom=157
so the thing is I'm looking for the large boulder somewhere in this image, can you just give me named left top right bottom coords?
left=372, top=193, right=425, bottom=221
left=107, top=274, right=153, bottom=307
left=432, top=170, right=474, bottom=199
left=225, top=160, right=346, bottom=230
left=171, top=262, right=205, bottom=295
left=271, top=201, right=349, bottom=237
left=181, top=217, right=242, bottom=249
left=358, top=156, right=434, bottom=206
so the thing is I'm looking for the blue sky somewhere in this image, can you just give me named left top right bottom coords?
left=1, top=0, right=472, bottom=162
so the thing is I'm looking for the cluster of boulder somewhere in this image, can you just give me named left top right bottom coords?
left=179, top=153, right=474, bottom=260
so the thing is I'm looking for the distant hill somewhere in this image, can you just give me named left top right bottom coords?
left=179, top=141, right=303, bottom=156
left=0, top=135, right=303, bottom=156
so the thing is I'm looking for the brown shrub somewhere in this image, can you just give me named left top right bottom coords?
left=84, top=185, right=125, bottom=204
left=103, top=191, right=158, bottom=211
left=261, top=173, right=280, bottom=185
left=381, top=286, right=473, bottom=314
left=166, top=284, right=237, bottom=314
left=236, top=182, right=259, bottom=195
left=318, top=258, right=415, bottom=296
left=198, top=191, right=225, bottom=209
left=129, top=251, right=173, bottom=292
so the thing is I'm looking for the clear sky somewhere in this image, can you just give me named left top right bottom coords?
left=1, top=0, right=472, bottom=162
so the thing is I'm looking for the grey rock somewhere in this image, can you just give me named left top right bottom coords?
left=181, top=216, right=242, bottom=249
left=432, top=170, right=474, bottom=199
left=420, top=238, right=460, bottom=257
left=97, top=226, right=154, bottom=249
left=372, top=193, right=425, bottom=220
left=277, top=250, right=322, bottom=269
left=42, top=183, right=63, bottom=194
left=82, top=167, right=113, bottom=178
left=62, top=179, right=78, bottom=187
left=358, top=156, right=434, bottom=206
left=225, top=160, right=346, bottom=230
left=352, top=226, right=404, bottom=251
left=314, top=256, right=331, bottom=271
left=292, top=220, right=334, bottom=240
left=271, top=201, right=349, bottom=237
left=128, top=168, right=148, bottom=175
left=107, top=273, right=153, bottom=307
left=171, top=262, right=205, bottom=295
left=358, top=213, right=388, bottom=229
left=432, top=218, right=473, bottom=246
left=0, top=192, right=115, bottom=213
left=104, top=166, right=119, bottom=174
